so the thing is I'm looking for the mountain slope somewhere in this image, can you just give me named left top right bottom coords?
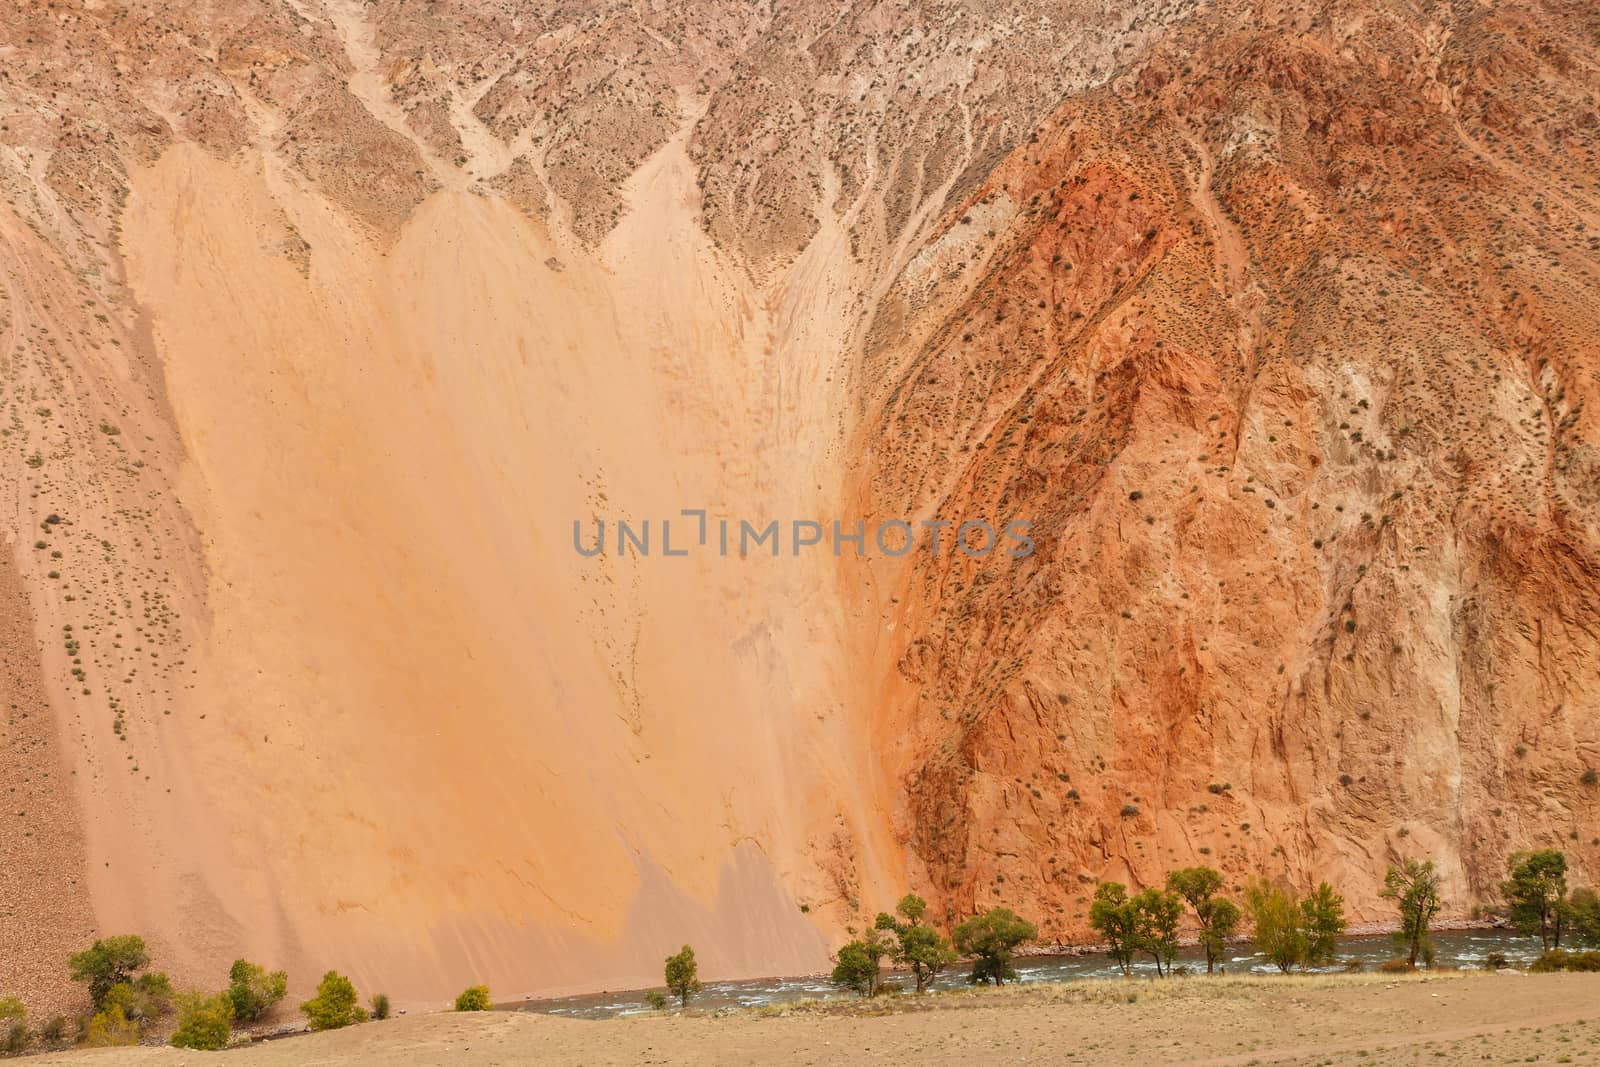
left=859, top=0, right=1600, bottom=936
left=0, top=0, right=1596, bottom=1008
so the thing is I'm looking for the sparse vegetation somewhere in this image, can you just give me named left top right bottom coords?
left=83, top=1006, right=140, bottom=1047
left=67, top=934, right=173, bottom=1042
left=170, top=992, right=233, bottom=1050
left=300, top=972, right=366, bottom=1031
left=225, top=958, right=288, bottom=1022
left=664, top=946, right=703, bottom=1008
left=454, top=985, right=493, bottom=1012
left=0, top=998, right=26, bottom=1055
left=1529, top=949, right=1600, bottom=973
left=68, top=934, right=151, bottom=1010
left=38, top=1015, right=67, bottom=1046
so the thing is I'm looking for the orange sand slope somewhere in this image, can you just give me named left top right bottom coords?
left=109, top=134, right=892, bottom=999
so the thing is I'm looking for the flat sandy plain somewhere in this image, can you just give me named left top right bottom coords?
left=27, top=972, right=1600, bottom=1065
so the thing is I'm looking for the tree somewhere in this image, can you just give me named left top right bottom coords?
left=299, top=971, right=366, bottom=1030
left=1503, top=850, right=1569, bottom=950
left=831, top=939, right=884, bottom=997
left=170, top=992, right=233, bottom=1050
left=369, top=993, right=392, bottom=1021
left=1382, top=859, right=1442, bottom=967
left=1198, top=897, right=1241, bottom=973
left=895, top=923, right=958, bottom=993
left=664, top=946, right=702, bottom=1008
left=1088, top=883, right=1141, bottom=976
left=1245, top=880, right=1308, bottom=973
left=225, top=958, right=288, bottom=1022
left=68, top=935, right=150, bottom=1010
left=1567, top=887, right=1600, bottom=947
left=953, top=907, right=1036, bottom=985
left=1167, top=866, right=1239, bottom=973
left=842, top=921, right=895, bottom=996
left=454, top=985, right=493, bottom=1011
left=1132, top=888, right=1184, bottom=976
left=643, top=990, right=669, bottom=1011
left=1301, top=882, right=1346, bottom=966
left=895, top=893, right=928, bottom=926
left=878, top=894, right=956, bottom=993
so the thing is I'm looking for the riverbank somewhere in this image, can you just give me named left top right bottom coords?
left=1020, top=916, right=1506, bottom=959
left=527, top=926, right=1541, bottom=1018
left=28, top=971, right=1600, bottom=1065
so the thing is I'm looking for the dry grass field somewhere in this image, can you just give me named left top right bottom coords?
left=26, top=971, right=1600, bottom=1066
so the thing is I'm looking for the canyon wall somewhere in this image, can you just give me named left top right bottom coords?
left=0, top=0, right=1597, bottom=1008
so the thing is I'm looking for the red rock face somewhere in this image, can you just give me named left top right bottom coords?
left=856, top=0, right=1600, bottom=937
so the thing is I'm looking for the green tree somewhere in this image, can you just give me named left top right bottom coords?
left=1382, top=859, right=1442, bottom=967
left=895, top=922, right=958, bottom=993
left=170, top=992, right=233, bottom=1050
left=895, top=893, right=928, bottom=925
left=953, top=907, right=1036, bottom=985
left=1132, top=888, right=1184, bottom=976
left=299, top=971, right=366, bottom=1030
left=664, top=946, right=702, bottom=1008
left=831, top=938, right=885, bottom=997
left=1503, top=850, right=1568, bottom=950
left=454, top=985, right=493, bottom=1011
left=369, top=993, right=392, bottom=1020
left=1167, top=866, right=1239, bottom=973
left=1199, top=897, right=1242, bottom=972
left=225, top=958, right=288, bottom=1022
left=1088, top=883, right=1141, bottom=976
left=643, top=990, right=669, bottom=1011
left=1567, top=887, right=1600, bottom=947
left=68, top=935, right=150, bottom=1010
left=1245, top=880, right=1308, bottom=973
left=1301, top=882, right=1346, bottom=966
left=878, top=894, right=956, bottom=993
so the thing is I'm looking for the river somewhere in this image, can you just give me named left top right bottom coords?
left=523, top=929, right=1549, bottom=1019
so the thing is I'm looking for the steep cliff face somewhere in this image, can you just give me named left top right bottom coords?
left=858, top=0, right=1600, bottom=937
left=1, top=0, right=1597, bottom=1008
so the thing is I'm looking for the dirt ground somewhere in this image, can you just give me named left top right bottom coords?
left=26, top=971, right=1600, bottom=1065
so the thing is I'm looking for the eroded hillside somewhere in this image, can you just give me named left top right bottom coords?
left=0, top=0, right=1596, bottom=1009
left=858, top=0, right=1600, bottom=938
